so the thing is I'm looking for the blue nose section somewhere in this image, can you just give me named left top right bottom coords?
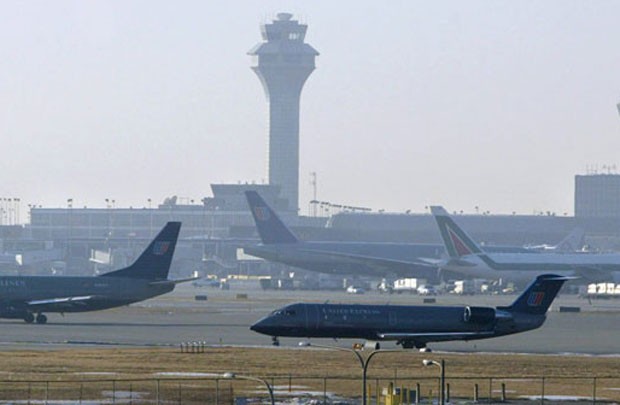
left=250, top=317, right=271, bottom=335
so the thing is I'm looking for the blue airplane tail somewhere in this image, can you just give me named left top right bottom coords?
left=100, top=222, right=181, bottom=280
left=504, top=274, right=570, bottom=315
left=245, top=191, right=298, bottom=244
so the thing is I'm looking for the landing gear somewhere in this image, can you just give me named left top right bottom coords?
left=398, top=340, right=429, bottom=351
left=23, top=313, right=35, bottom=324
left=271, top=336, right=280, bottom=346
left=36, top=314, right=48, bottom=325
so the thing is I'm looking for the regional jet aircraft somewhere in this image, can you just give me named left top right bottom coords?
left=0, top=222, right=189, bottom=324
left=431, top=206, right=620, bottom=282
left=243, top=191, right=527, bottom=279
left=251, top=274, right=570, bottom=349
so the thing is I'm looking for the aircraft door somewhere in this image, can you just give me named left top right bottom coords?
left=307, top=304, right=319, bottom=329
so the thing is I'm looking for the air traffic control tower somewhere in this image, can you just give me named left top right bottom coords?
left=248, top=13, right=319, bottom=213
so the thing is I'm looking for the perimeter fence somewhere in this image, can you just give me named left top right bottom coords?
left=0, top=374, right=618, bottom=404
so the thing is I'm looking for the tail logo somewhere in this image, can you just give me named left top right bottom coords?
left=448, top=229, right=473, bottom=256
left=254, top=206, right=270, bottom=222
left=152, top=241, right=171, bottom=256
left=527, top=291, right=545, bottom=307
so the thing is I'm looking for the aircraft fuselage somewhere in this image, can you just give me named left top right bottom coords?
left=0, top=275, right=174, bottom=315
left=251, top=302, right=541, bottom=344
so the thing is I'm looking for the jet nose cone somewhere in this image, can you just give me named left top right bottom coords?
left=250, top=318, right=269, bottom=335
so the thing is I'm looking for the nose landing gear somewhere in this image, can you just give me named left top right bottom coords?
left=24, top=313, right=35, bottom=324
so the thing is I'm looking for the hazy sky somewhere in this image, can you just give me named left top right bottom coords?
left=2, top=1, right=620, bottom=219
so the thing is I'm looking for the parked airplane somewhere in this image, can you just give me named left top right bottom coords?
left=525, top=227, right=585, bottom=252
left=431, top=206, right=620, bottom=282
left=243, top=191, right=527, bottom=279
left=251, top=274, right=570, bottom=349
left=0, top=222, right=188, bottom=324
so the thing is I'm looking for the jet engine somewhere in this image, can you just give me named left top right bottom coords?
left=463, top=306, right=496, bottom=324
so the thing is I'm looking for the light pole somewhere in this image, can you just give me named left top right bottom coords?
left=67, top=198, right=73, bottom=260
left=299, top=341, right=402, bottom=405
left=147, top=198, right=153, bottom=238
left=222, top=372, right=275, bottom=405
left=422, top=359, right=445, bottom=405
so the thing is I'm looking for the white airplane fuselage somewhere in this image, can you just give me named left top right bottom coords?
left=442, top=252, right=620, bottom=283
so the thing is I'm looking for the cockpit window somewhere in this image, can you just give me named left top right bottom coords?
left=271, top=308, right=296, bottom=316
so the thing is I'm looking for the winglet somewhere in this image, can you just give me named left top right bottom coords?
left=431, top=206, right=483, bottom=258
left=245, top=191, right=298, bottom=244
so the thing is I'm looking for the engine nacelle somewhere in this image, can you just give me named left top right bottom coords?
left=463, top=306, right=496, bottom=324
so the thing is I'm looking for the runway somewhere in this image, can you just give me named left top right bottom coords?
left=1, top=284, right=619, bottom=354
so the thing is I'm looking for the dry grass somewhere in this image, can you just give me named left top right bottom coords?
left=1, top=347, right=618, bottom=379
left=0, top=347, right=619, bottom=402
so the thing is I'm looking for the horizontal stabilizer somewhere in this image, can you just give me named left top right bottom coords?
left=149, top=276, right=200, bottom=286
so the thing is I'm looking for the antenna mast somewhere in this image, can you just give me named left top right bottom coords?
left=310, top=172, right=317, bottom=217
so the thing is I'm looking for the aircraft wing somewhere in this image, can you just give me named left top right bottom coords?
left=297, top=249, right=437, bottom=273
left=416, top=257, right=443, bottom=266
left=27, top=296, right=94, bottom=308
left=378, top=331, right=495, bottom=341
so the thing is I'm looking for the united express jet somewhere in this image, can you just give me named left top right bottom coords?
left=251, top=274, right=570, bottom=349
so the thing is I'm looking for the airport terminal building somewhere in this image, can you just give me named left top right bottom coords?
left=15, top=177, right=620, bottom=275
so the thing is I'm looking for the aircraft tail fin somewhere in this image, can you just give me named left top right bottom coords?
left=504, top=274, right=572, bottom=315
left=100, top=222, right=181, bottom=280
left=431, top=206, right=484, bottom=258
left=555, top=227, right=585, bottom=252
left=245, top=191, right=298, bottom=244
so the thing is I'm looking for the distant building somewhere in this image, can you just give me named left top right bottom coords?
left=248, top=13, right=319, bottom=213
left=575, top=174, right=620, bottom=218
left=24, top=184, right=327, bottom=276
left=29, top=184, right=289, bottom=241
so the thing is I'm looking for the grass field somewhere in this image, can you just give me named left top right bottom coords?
left=0, top=347, right=619, bottom=403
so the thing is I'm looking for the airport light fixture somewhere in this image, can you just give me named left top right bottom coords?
left=299, top=341, right=402, bottom=405
left=422, top=359, right=446, bottom=405
left=221, top=372, right=275, bottom=405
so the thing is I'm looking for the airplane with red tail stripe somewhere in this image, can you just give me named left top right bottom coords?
left=431, top=206, right=620, bottom=283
